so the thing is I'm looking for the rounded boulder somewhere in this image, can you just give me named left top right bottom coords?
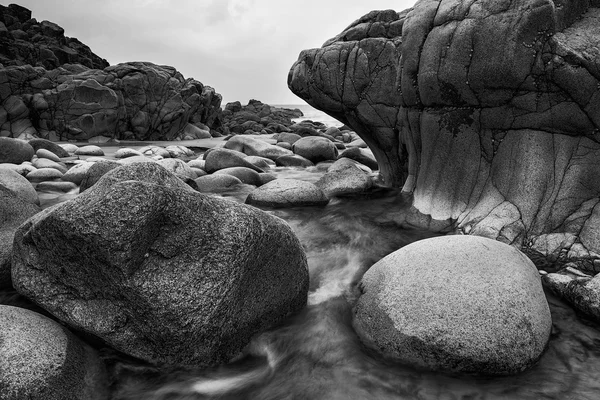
left=0, top=305, right=108, bottom=400
left=12, top=162, right=309, bottom=367
left=246, top=179, right=329, bottom=208
left=353, top=235, right=552, bottom=375
left=0, top=137, right=34, bottom=164
left=292, top=136, right=338, bottom=163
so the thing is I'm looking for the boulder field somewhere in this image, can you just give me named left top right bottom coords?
left=288, top=0, right=600, bottom=317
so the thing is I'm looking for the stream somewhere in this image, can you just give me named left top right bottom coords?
left=2, top=156, right=600, bottom=400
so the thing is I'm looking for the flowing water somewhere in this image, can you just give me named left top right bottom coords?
left=2, top=153, right=600, bottom=399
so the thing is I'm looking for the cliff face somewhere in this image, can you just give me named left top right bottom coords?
left=0, top=3, right=108, bottom=69
left=289, top=0, right=600, bottom=270
left=0, top=4, right=223, bottom=140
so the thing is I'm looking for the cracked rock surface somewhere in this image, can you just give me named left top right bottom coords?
left=288, top=0, right=600, bottom=270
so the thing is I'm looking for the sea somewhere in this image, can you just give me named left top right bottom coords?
left=274, top=103, right=344, bottom=128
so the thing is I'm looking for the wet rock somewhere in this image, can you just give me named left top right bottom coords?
left=292, top=136, right=338, bottom=163
left=0, top=186, right=39, bottom=288
left=354, top=235, right=552, bottom=375
left=0, top=137, right=33, bottom=164
left=246, top=179, right=329, bottom=208
left=0, top=305, right=108, bottom=400
left=60, top=143, right=79, bottom=154
left=139, top=145, right=170, bottom=158
left=12, top=162, right=309, bottom=367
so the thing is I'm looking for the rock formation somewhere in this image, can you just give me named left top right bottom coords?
left=0, top=3, right=108, bottom=69
left=221, top=99, right=303, bottom=135
left=0, top=61, right=223, bottom=141
left=12, top=162, right=309, bottom=367
left=0, top=4, right=223, bottom=141
left=288, top=0, right=600, bottom=271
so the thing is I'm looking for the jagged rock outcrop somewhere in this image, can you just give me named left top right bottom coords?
left=0, top=61, right=223, bottom=140
left=221, top=99, right=302, bottom=135
left=0, top=4, right=108, bottom=69
left=288, top=0, right=600, bottom=270
left=0, top=4, right=223, bottom=141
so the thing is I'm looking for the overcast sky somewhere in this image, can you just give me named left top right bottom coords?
left=15, top=0, right=417, bottom=105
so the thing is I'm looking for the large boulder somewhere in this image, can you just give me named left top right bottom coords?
left=353, top=235, right=552, bottom=375
left=316, top=158, right=373, bottom=197
left=0, top=186, right=39, bottom=288
left=12, top=162, right=309, bottom=367
left=288, top=1, right=600, bottom=269
left=0, top=305, right=108, bottom=400
left=0, top=137, right=33, bottom=164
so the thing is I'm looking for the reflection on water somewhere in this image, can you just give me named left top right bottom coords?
left=2, top=167, right=600, bottom=400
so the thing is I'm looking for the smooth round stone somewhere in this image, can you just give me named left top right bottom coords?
left=0, top=163, right=36, bottom=177
left=246, top=179, right=329, bottom=208
left=139, top=145, right=170, bottom=158
left=165, top=145, right=195, bottom=158
left=244, top=156, right=275, bottom=169
left=74, top=145, right=104, bottom=156
left=29, top=139, right=70, bottom=158
left=213, top=167, right=262, bottom=186
left=114, top=148, right=144, bottom=159
left=195, top=174, right=243, bottom=192
left=61, top=161, right=95, bottom=185
left=32, top=158, right=68, bottom=173
left=36, top=181, right=78, bottom=193
left=118, top=156, right=157, bottom=164
left=0, top=168, right=39, bottom=205
left=187, top=159, right=206, bottom=170
left=27, top=168, right=64, bottom=182
left=353, top=235, right=552, bottom=375
left=35, top=148, right=61, bottom=162
left=157, top=158, right=197, bottom=180
left=60, top=143, right=80, bottom=154
left=0, top=137, right=34, bottom=164
left=292, top=136, right=338, bottom=163
left=275, top=154, right=314, bottom=167
left=0, top=305, right=108, bottom=400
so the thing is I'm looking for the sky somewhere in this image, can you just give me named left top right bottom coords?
left=14, top=0, right=417, bottom=105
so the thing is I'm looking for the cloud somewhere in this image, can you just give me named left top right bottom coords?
left=15, top=0, right=417, bottom=104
